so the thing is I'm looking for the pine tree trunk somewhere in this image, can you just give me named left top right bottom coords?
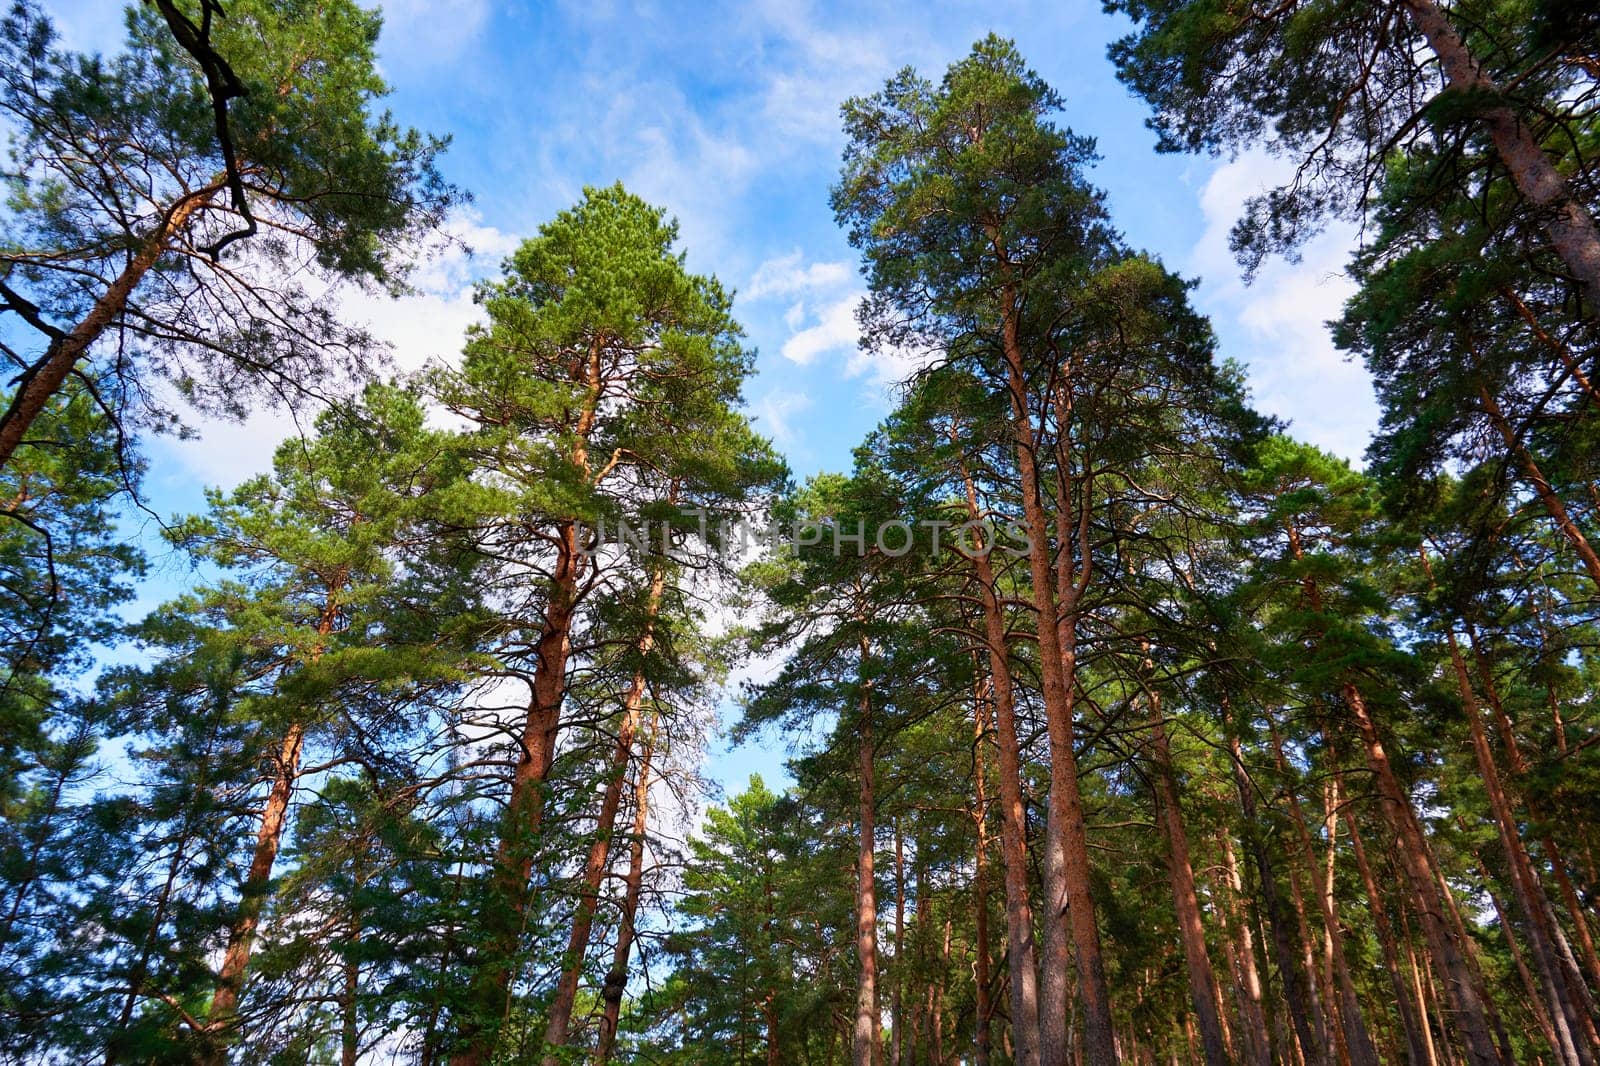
left=1401, top=0, right=1600, bottom=312
left=540, top=568, right=666, bottom=1061
left=959, top=455, right=1042, bottom=1066
left=1226, top=726, right=1324, bottom=1066
left=1346, top=811, right=1434, bottom=1066
left=342, top=912, right=361, bottom=1066
left=972, top=674, right=995, bottom=1066
left=454, top=328, right=608, bottom=1066
left=1268, top=727, right=1335, bottom=1065
left=856, top=674, right=881, bottom=1066
left=1272, top=730, right=1380, bottom=1066
left=1475, top=848, right=1563, bottom=1056
left=1444, top=632, right=1596, bottom=1066
left=594, top=724, right=657, bottom=1065
left=1150, top=695, right=1230, bottom=1066
left=203, top=572, right=347, bottom=1058
left=995, top=283, right=1114, bottom=1066
left=1342, top=680, right=1504, bottom=1066
left=1476, top=385, right=1600, bottom=593
left=0, top=189, right=214, bottom=471
left=451, top=526, right=583, bottom=1066
left=1217, top=831, right=1274, bottom=1066
left=203, top=720, right=306, bottom=1054
left=892, top=820, right=905, bottom=1066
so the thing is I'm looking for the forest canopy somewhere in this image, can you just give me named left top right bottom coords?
left=1, top=2, right=1599, bottom=1065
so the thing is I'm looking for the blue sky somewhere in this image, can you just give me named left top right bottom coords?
left=56, top=0, right=1381, bottom=798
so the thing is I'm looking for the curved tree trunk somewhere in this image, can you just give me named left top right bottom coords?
left=0, top=189, right=214, bottom=471
left=1401, top=0, right=1600, bottom=312
left=594, top=724, right=657, bottom=1065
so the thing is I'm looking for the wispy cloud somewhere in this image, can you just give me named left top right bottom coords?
left=1184, top=151, right=1377, bottom=463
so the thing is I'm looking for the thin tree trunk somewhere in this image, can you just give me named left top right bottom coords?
left=1273, top=731, right=1380, bottom=1066
left=1268, top=726, right=1335, bottom=1063
left=1226, top=725, right=1324, bottom=1066
left=1346, top=811, right=1434, bottom=1066
left=958, top=452, right=1042, bottom=1066
left=1149, top=693, right=1230, bottom=1066
left=1475, top=848, right=1563, bottom=1056
left=540, top=568, right=666, bottom=1061
left=972, top=673, right=995, bottom=1066
left=855, top=634, right=881, bottom=1066
left=0, top=189, right=213, bottom=471
left=342, top=912, right=362, bottom=1066
left=1342, top=680, right=1504, bottom=1066
left=893, top=819, right=906, bottom=1066
left=1444, top=630, right=1595, bottom=1066
left=1218, top=831, right=1273, bottom=1066
left=203, top=571, right=347, bottom=1056
left=1401, top=0, right=1600, bottom=311
left=1477, top=384, right=1600, bottom=592
left=594, top=723, right=657, bottom=1065
left=204, top=721, right=306, bottom=1047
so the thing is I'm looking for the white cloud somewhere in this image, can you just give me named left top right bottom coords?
left=1185, top=151, right=1378, bottom=463
left=752, top=388, right=813, bottom=450
left=375, top=0, right=491, bottom=70
left=744, top=251, right=853, bottom=301
left=780, top=293, right=860, bottom=366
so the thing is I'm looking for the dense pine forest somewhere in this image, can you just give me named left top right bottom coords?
left=2, top=0, right=1599, bottom=1063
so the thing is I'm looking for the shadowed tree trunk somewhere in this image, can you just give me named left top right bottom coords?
left=1346, top=811, right=1434, bottom=1066
left=1149, top=691, right=1231, bottom=1066
left=1400, top=0, right=1600, bottom=310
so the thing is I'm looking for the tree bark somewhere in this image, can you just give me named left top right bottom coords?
left=958, top=453, right=1042, bottom=1066
left=594, top=723, right=657, bottom=1065
left=0, top=189, right=214, bottom=471
left=855, top=658, right=881, bottom=1066
left=995, top=277, right=1114, bottom=1066
left=1342, top=680, right=1504, bottom=1066
left=540, top=566, right=666, bottom=1061
left=1401, top=0, right=1600, bottom=310
left=1149, top=694, right=1230, bottom=1066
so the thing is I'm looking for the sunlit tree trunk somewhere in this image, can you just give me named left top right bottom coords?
left=958, top=452, right=1042, bottom=1066
left=541, top=565, right=667, bottom=1061
left=594, top=723, right=657, bottom=1065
